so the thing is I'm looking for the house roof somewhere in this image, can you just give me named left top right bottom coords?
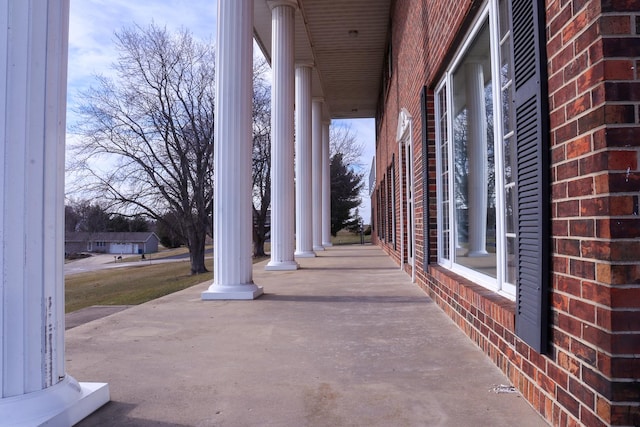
left=65, top=232, right=159, bottom=243
left=253, top=0, right=392, bottom=119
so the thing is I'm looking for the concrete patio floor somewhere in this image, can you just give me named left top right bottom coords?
left=66, top=244, right=548, bottom=427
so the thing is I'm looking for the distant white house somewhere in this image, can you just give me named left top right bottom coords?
left=65, top=231, right=160, bottom=255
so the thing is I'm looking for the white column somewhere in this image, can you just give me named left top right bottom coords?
left=321, top=120, right=333, bottom=247
left=265, top=0, right=298, bottom=271
left=0, top=1, right=109, bottom=424
left=203, top=0, right=263, bottom=299
left=465, top=62, right=489, bottom=257
left=311, top=98, right=325, bottom=251
left=294, top=64, right=316, bottom=258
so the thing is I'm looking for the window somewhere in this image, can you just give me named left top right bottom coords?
left=435, top=0, right=551, bottom=353
left=435, top=0, right=516, bottom=299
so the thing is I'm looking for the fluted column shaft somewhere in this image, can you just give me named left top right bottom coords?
left=266, top=1, right=298, bottom=271
left=0, top=1, right=108, bottom=424
left=311, top=98, right=324, bottom=251
left=465, top=62, right=489, bottom=257
left=322, top=120, right=333, bottom=247
left=294, top=64, right=315, bottom=257
left=203, top=0, right=263, bottom=299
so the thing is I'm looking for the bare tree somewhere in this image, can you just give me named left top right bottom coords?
left=69, top=24, right=214, bottom=274
left=329, top=123, right=364, bottom=168
left=252, top=58, right=271, bottom=257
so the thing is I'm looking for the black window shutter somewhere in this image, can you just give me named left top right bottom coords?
left=420, top=87, right=430, bottom=270
left=512, top=0, right=550, bottom=354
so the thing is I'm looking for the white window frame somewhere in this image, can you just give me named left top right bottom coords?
left=435, top=0, right=516, bottom=300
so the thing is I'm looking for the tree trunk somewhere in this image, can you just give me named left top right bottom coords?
left=252, top=221, right=267, bottom=257
left=187, top=226, right=208, bottom=275
left=253, top=236, right=266, bottom=257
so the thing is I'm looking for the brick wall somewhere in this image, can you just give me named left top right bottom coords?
left=546, top=0, right=640, bottom=425
left=373, top=0, right=640, bottom=426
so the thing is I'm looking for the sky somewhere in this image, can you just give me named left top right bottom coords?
left=67, top=0, right=375, bottom=223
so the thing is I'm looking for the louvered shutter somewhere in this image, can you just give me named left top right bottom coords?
left=420, top=87, right=430, bottom=270
left=512, top=0, right=551, bottom=354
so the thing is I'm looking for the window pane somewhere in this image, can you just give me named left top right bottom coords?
left=451, top=21, right=497, bottom=278
left=506, top=236, right=517, bottom=285
left=437, top=88, right=451, bottom=260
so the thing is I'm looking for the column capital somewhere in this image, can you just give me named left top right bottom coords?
left=267, top=0, right=298, bottom=10
left=312, top=96, right=325, bottom=103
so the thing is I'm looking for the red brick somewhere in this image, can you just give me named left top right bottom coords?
left=580, top=197, right=609, bottom=216
left=552, top=181, right=568, bottom=199
left=610, top=240, right=640, bottom=261
left=599, top=15, right=632, bottom=35
left=583, top=325, right=611, bottom=353
left=557, top=199, right=580, bottom=217
left=607, top=173, right=640, bottom=194
left=579, top=152, right=607, bottom=174
left=557, top=386, right=581, bottom=419
left=603, top=59, right=635, bottom=79
left=580, top=240, right=609, bottom=259
left=611, top=356, right=640, bottom=378
left=608, top=150, right=637, bottom=170
left=557, top=351, right=581, bottom=376
left=556, top=160, right=579, bottom=181
left=555, top=121, right=579, bottom=143
left=570, top=218, right=594, bottom=237
left=583, top=365, right=612, bottom=399
left=569, top=298, right=596, bottom=323
left=605, top=104, right=636, bottom=124
left=565, top=93, right=591, bottom=119
left=577, top=61, right=604, bottom=92
left=582, top=281, right=611, bottom=306
left=557, top=275, right=582, bottom=296
left=605, top=82, right=640, bottom=102
left=612, top=380, right=640, bottom=401
left=570, top=258, right=596, bottom=280
left=547, top=361, right=569, bottom=389
left=602, top=37, right=640, bottom=57
left=558, top=312, right=583, bottom=337
left=563, top=52, right=589, bottom=82
left=572, top=338, right=598, bottom=366
left=608, top=219, right=640, bottom=238
left=567, top=176, right=593, bottom=197
left=611, top=332, right=640, bottom=354
left=569, top=376, right=595, bottom=407
left=557, top=238, right=581, bottom=256
left=596, top=396, right=611, bottom=424
left=578, top=107, right=605, bottom=133
left=611, top=310, right=640, bottom=332
left=553, top=290, right=570, bottom=311
left=611, top=403, right=640, bottom=426
left=580, top=406, right=608, bottom=427
left=596, top=307, right=612, bottom=330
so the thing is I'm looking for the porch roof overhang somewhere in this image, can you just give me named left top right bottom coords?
left=253, top=0, right=392, bottom=120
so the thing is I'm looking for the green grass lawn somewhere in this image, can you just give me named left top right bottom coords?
left=65, top=259, right=214, bottom=313
left=65, top=234, right=366, bottom=313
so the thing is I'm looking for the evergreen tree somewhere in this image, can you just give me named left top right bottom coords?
left=330, top=153, right=364, bottom=236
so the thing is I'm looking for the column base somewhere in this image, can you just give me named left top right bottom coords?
left=0, top=375, right=109, bottom=426
left=294, top=250, right=316, bottom=258
left=322, top=242, right=333, bottom=247
left=313, top=245, right=325, bottom=251
left=265, top=260, right=299, bottom=271
left=202, top=283, right=264, bottom=300
left=467, top=250, right=489, bottom=257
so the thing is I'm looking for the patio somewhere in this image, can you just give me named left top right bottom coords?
left=67, top=245, right=547, bottom=426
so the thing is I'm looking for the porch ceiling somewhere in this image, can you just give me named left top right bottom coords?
left=253, top=0, right=392, bottom=119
